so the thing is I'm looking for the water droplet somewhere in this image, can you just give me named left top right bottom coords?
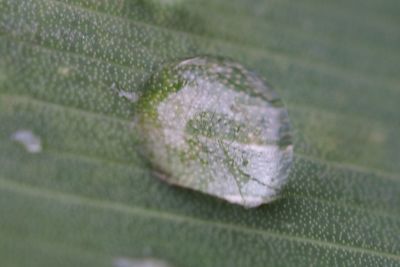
left=11, top=130, right=42, bottom=153
left=136, top=56, right=293, bottom=208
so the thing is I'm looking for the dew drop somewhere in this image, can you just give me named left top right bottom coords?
left=136, top=56, right=293, bottom=208
left=11, top=130, right=42, bottom=153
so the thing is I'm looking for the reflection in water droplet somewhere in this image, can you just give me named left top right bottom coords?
left=113, top=257, right=171, bottom=267
left=11, top=130, right=42, bottom=153
left=136, top=56, right=293, bottom=208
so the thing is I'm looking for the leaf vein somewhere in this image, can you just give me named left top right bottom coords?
left=0, top=177, right=399, bottom=261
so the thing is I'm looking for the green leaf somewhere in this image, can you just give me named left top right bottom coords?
left=1, top=0, right=399, bottom=266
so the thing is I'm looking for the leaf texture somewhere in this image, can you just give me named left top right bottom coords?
left=0, top=0, right=400, bottom=266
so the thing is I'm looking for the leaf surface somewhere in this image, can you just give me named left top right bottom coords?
left=0, top=0, right=400, bottom=266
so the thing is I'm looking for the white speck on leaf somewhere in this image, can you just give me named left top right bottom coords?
left=11, top=130, right=42, bottom=153
left=111, top=82, right=139, bottom=102
left=57, top=66, right=71, bottom=76
left=118, top=90, right=139, bottom=102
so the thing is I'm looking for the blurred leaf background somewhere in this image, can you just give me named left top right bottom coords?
left=0, top=0, right=399, bottom=266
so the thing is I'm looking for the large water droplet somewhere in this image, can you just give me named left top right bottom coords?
left=136, top=56, right=293, bottom=208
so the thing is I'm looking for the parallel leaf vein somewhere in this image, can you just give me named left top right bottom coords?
left=0, top=177, right=399, bottom=261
